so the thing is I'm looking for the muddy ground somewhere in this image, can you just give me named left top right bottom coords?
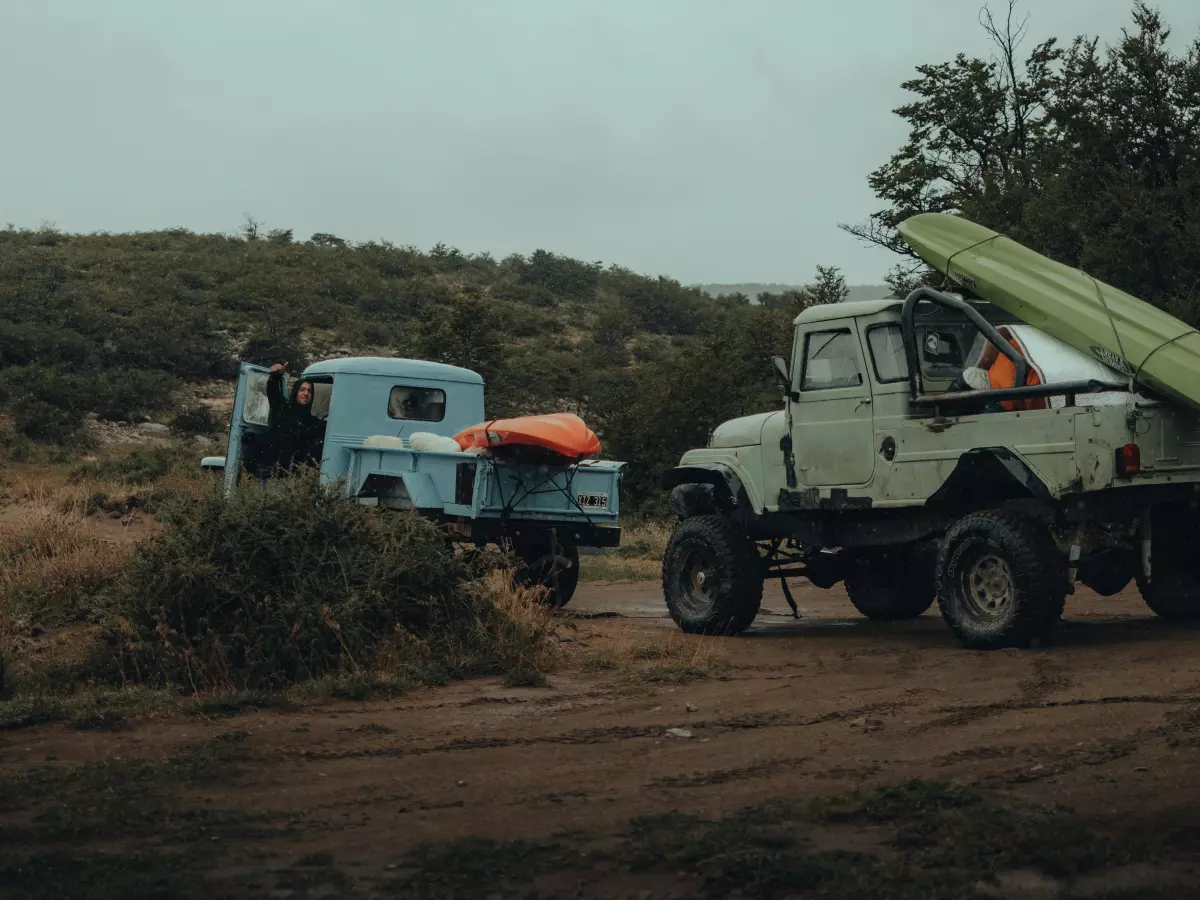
left=5, top=578, right=1200, bottom=898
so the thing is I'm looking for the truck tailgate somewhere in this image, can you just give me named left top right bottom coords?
left=477, top=458, right=622, bottom=524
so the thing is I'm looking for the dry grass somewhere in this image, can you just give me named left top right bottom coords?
left=364, top=569, right=563, bottom=689
left=0, top=501, right=133, bottom=692
left=441, top=571, right=562, bottom=686
left=0, top=442, right=209, bottom=529
left=574, top=624, right=729, bottom=685
left=580, top=520, right=671, bottom=582
left=54, top=470, right=206, bottom=519
left=0, top=444, right=209, bottom=693
left=0, top=502, right=130, bottom=630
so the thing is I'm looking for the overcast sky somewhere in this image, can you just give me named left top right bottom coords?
left=2, top=1, right=1198, bottom=285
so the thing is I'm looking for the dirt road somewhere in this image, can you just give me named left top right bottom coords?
left=5, top=578, right=1200, bottom=898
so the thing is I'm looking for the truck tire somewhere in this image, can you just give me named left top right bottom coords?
left=516, top=536, right=580, bottom=608
left=844, top=544, right=936, bottom=621
left=1136, top=563, right=1200, bottom=619
left=662, top=515, right=762, bottom=635
left=936, top=510, right=1067, bottom=649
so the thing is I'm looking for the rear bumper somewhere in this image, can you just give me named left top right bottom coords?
left=458, top=521, right=622, bottom=548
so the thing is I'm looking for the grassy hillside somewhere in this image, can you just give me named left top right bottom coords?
left=0, top=225, right=826, bottom=509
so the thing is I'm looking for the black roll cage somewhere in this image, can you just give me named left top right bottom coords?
left=899, top=288, right=1127, bottom=409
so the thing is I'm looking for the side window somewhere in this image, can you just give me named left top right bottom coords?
left=388, top=386, right=447, bottom=422
left=920, top=328, right=966, bottom=378
left=309, top=382, right=333, bottom=420
left=243, top=371, right=271, bottom=426
left=866, top=325, right=909, bottom=383
left=801, top=330, right=864, bottom=391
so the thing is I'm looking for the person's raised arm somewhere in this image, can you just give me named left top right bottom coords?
left=267, top=362, right=289, bottom=414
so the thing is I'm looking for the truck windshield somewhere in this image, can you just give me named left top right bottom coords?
left=801, top=331, right=863, bottom=391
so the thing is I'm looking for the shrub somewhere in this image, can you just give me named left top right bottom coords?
left=99, top=470, right=554, bottom=691
left=0, top=364, right=92, bottom=444
left=170, top=404, right=221, bottom=436
left=91, top=369, right=180, bottom=423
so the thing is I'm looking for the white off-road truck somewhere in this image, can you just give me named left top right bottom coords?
left=661, top=289, right=1200, bottom=649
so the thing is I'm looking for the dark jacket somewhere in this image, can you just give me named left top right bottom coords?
left=266, top=372, right=326, bottom=471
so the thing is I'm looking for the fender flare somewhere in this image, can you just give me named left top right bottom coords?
left=926, top=448, right=1053, bottom=515
left=661, top=463, right=759, bottom=515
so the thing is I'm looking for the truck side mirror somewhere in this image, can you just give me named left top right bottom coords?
left=772, top=356, right=791, bottom=392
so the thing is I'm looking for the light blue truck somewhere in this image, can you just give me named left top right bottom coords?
left=201, top=357, right=623, bottom=605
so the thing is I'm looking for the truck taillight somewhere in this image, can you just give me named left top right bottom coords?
left=1115, top=443, right=1141, bottom=477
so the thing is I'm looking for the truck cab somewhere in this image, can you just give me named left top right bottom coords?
left=210, top=357, right=485, bottom=490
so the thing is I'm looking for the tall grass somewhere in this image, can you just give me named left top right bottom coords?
left=579, top=520, right=671, bottom=582
left=57, top=444, right=210, bottom=516
left=0, top=502, right=131, bottom=692
left=577, top=626, right=728, bottom=684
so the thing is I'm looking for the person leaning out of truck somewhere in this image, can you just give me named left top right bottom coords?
left=265, top=362, right=326, bottom=472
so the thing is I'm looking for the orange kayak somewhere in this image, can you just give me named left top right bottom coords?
left=453, top=413, right=602, bottom=461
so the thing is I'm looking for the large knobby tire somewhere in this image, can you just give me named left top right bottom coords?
left=844, top=544, right=936, bottom=621
left=662, top=516, right=762, bottom=635
left=936, top=511, right=1066, bottom=650
left=1136, top=561, right=1200, bottom=620
left=516, top=535, right=580, bottom=608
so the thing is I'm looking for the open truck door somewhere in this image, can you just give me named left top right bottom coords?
left=223, top=363, right=272, bottom=497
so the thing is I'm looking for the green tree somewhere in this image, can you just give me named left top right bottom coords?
left=844, top=1, right=1200, bottom=309
left=800, top=265, right=849, bottom=306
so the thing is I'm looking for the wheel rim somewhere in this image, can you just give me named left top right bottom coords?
left=676, top=546, right=719, bottom=616
left=962, top=552, right=1015, bottom=620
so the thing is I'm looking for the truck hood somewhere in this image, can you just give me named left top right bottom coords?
left=709, top=411, right=778, bottom=448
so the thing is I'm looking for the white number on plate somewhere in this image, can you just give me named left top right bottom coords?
left=577, top=492, right=608, bottom=509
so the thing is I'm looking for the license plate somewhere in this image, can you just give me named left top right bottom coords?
left=577, top=492, right=609, bottom=510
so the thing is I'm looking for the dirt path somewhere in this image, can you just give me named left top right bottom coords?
left=5, top=579, right=1200, bottom=897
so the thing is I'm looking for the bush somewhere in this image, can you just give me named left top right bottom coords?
left=170, top=404, right=221, bottom=436
left=99, top=470, right=554, bottom=691
left=91, top=369, right=180, bottom=423
left=0, top=365, right=92, bottom=444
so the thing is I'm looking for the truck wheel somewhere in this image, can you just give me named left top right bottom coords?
left=662, top=516, right=762, bottom=635
left=844, top=545, right=936, bottom=621
left=936, top=511, right=1066, bottom=649
left=1136, top=564, right=1200, bottom=619
left=516, top=535, right=580, bottom=608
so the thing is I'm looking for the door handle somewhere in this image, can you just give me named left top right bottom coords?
left=855, top=398, right=873, bottom=412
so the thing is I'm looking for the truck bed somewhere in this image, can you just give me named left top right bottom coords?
left=348, top=444, right=622, bottom=543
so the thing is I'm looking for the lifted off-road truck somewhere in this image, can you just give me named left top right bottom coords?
left=661, top=289, right=1200, bottom=649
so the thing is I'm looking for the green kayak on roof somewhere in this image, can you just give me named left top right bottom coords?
left=897, top=212, right=1200, bottom=410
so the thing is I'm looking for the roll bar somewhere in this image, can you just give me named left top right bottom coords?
left=900, top=287, right=1027, bottom=403
left=912, top=379, right=1127, bottom=408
